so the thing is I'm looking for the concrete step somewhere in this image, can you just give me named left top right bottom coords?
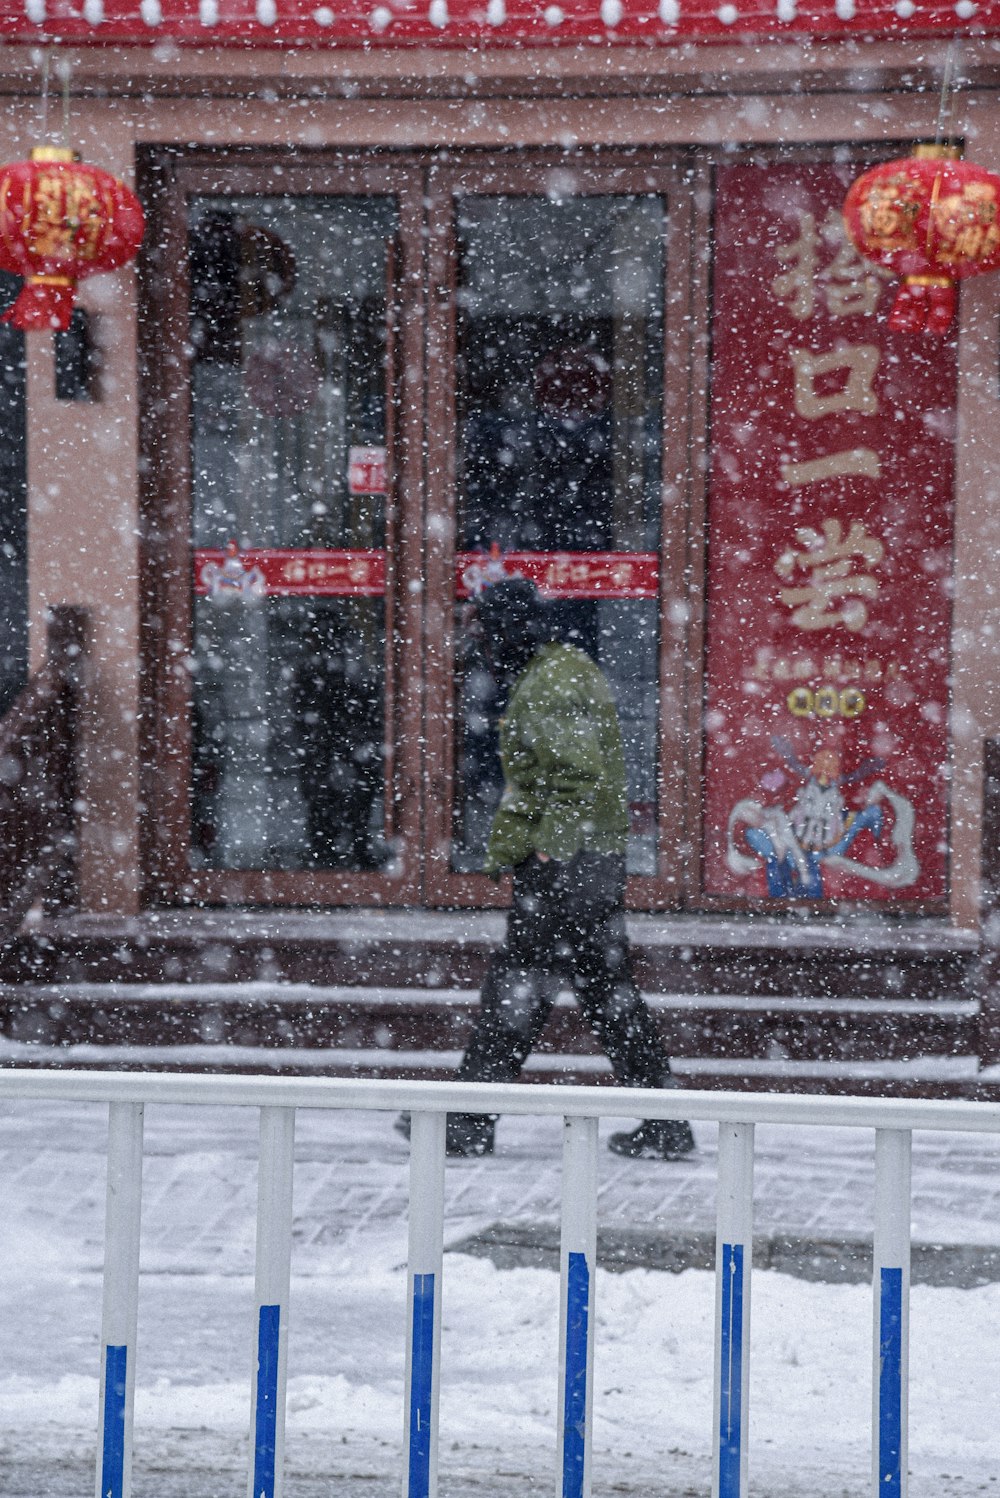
left=4, top=909, right=980, bottom=1005
left=0, top=979, right=981, bottom=1063
left=1, top=910, right=984, bottom=1085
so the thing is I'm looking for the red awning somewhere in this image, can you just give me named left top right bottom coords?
left=0, top=0, right=991, bottom=47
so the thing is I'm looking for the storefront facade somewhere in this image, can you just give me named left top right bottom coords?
left=2, top=8, right=1000, bottom=929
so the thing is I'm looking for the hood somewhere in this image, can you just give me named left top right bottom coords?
left=472, top=577, right=556, bottom=687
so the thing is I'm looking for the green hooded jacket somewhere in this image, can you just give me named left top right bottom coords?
left=484, top=641, right=630, bottom=874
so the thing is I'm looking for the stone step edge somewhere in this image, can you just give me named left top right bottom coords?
left=0, top=1037, right=985, bottom=1079
left=0, top=983, right=979, bottom=1017
left=25, top=908, right=981, bottom=955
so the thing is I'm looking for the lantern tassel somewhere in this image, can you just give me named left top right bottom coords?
left=887, top=275, right=956, bottom=336
left=1, top=276, right=77, bottom=332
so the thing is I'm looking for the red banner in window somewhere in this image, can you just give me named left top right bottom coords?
left=455, top=551, right=658, bottom=600
left=702, top=162, right=956, bottom=904
left=2, top=0, right=986, bottom=47
left=194, top=548, right=386, bottom=597
left=193, top=547, right=657, bottom=599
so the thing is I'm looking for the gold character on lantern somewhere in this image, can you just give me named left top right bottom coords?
left=27, top=174, right=73, bottom=258
left=855, top=170, right=923, bottom=250
left=64, top=180, right=107, bottom=260
left=936, top=183, right=1000, bottom=266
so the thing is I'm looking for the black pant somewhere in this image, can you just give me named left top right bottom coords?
left=458, top=851, right=671, bottom=1090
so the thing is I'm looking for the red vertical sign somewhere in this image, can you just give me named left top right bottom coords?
left=703, top=163, right=956, bottom=903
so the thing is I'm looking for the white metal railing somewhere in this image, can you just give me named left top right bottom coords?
left=2, top=1071, right=998, bottom=1498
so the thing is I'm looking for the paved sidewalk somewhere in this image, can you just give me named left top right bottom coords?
left=2, top=1092, right=998, bottom=1281
left=2, top=1092, right=999, bottom=1498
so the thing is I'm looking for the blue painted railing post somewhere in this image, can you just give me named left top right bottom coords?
left=249, top=1106, right=296, bottom=1498
left=558, top=1115, right=597, bottom=1498
left=404, top=1110, right=446, bottom=1498
left=97, top=1101, right=144, bottom=1498
left=873, top=1129, right=911, bottom=1498
left=713, top=1121, right=754, bottom=1498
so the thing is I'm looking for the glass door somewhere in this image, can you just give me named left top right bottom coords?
left=143, top=151, right=698, bottom=909
left=422, top=159, right=695, bottom=908
left=144, top=159, right=426, bottom=905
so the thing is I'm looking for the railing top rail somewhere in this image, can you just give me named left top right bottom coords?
left=1, top=1068, right=999, bottom=1134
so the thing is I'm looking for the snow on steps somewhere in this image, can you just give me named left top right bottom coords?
left=0, top=979, right=995, bottom=1098
left=0, top=911, right=989, bottom=1096
left=5, top=908, right=980, bottom=998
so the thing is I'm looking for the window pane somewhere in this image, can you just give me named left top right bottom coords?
left=187, top=195, right=395, bottom=871
left=192, top=597, right=386, bottom=871
left=456, top=194, right=664, bottom=553
left=452, top=195, right=665, bottom=877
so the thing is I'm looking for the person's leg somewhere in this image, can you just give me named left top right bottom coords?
left=566, top=853, right=695, bottom=1160
left=457, top=960, right=558, bottom=1085
left=446, top=856, right=560, bottom=1155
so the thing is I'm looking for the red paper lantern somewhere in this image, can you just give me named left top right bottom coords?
left=843, top=144, right=1000, bottom=334
left=0, top=145, right=145, bottom=332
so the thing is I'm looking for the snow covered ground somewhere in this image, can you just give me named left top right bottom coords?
left=1, top=1096, right=998, bottom=1497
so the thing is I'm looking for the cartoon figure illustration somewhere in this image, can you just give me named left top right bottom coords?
left=461, top=541, right=520, bottom=599
left=199, top=539, right=266, bottom=604
left=726, top=735, right=919, bottom=897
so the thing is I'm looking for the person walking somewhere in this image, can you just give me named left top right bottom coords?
left=404, top=575, right=694, bottom=1161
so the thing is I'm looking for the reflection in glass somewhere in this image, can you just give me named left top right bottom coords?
left=192, top=598, right=386, bottom=871
left=188, top=195, right=395, bottom=871
left=452, top=195, right=666, bottom=876
left=456, top=194, right=664, bottom=555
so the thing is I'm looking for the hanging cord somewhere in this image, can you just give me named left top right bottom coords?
left=37, top=48, right=51, bottom=142
left=923, top=41, right=963, bottom=263
left=934, top=39, right=961, bottom=149
left=56, top=56, right=72, bottom=149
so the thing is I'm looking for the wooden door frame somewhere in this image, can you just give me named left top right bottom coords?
left=420, top=150, right=704, bottom=911
left=138, top=148, right=428, bottom=907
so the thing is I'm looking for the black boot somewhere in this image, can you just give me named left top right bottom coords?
left=393, top=1111, right=495, bottom=1157
left=445, top=1112, right=495, bottom=1157
left=607, top=1119, right=696, bottom=1160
